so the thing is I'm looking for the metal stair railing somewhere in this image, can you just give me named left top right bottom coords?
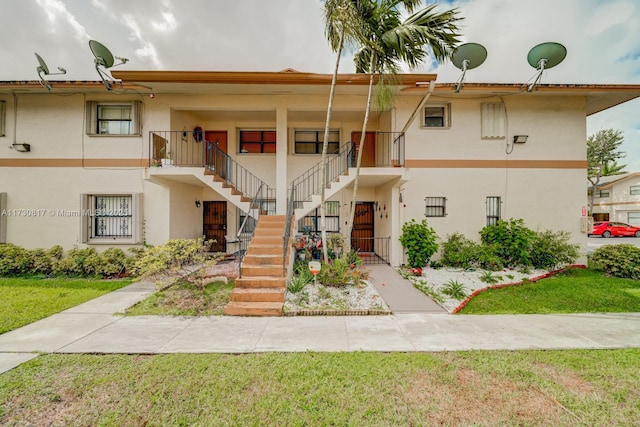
left=237, top=183, right=274, bottom=278
left=282, top=185, right=296, bottom=275
left=289, top=140, right=355, bottom=209
left=206, top=140, right=275, bottom=204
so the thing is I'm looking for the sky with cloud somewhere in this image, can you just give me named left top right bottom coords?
left=1, top=0, right=638, bottom=170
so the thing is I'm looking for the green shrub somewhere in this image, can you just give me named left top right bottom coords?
left=475, top=244, right=504, bottom=271
left=131, top=238, right=212, bottom=278
left=441, top=233, right=479, bottom=269
left=590, top=244, right=640, bottom=280
left=480, top=219, right=535, bottom=267
left=479, top=270, right=502, bottom=284
left=399, top=219, right=438, bottom=268
left=530, top=230, right=580, bottom=270
left=317, top=256, right=367, bottom=288
left=0, top=244, right=33, bottom=275
left=52, top=248, right=102, bottom=277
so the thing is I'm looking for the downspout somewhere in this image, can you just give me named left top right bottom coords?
left=400, top=80, right=435, bottom=134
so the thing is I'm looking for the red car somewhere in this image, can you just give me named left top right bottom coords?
left=590, top=221, right=640, bottom=238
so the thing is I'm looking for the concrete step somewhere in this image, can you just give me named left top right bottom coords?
left=251, top=235, right=282, bottom=245
left=254, top=227, right=283, bottom=236
left=230, top=288, right=285, bottom=303
left=235, top=276, right=286, bottom=289
left=223, top=301, right=283, bottom=316
left=243, top=254, right=284, bottom=266
left=247, top=244, right=285, bottom=256
left=260, top=215, right=286, bottom=222
left=241, top=264, right=284, bottom=277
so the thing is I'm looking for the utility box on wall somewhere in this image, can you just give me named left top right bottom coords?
left=580, top=216, right=593, bottom=233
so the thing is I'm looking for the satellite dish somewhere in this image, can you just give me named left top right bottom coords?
left=35, top=52, right=67, bottom=91
left=89, top=40, right=129, bottom=90
left=452, top=43, right=487, bottom=92
left=526, top=42, right=567, bottom=92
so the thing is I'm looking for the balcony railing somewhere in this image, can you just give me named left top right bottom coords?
left=149, top=130, right=207, bottom=167
left=149, top=131, right=275, bottom=204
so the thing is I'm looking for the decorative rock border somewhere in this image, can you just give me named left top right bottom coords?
left=452, top=264, right=587, bottom=314
left=283, top=309, right=392, bottom=316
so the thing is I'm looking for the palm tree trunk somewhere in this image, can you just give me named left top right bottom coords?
left=319, top=32, right=344, bottom=263
left=346, top=54, right=376, bottom=253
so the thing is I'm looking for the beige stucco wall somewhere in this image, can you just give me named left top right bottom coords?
left=1, top=88, right=592, bottom=266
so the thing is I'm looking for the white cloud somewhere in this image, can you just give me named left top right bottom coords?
left=1, top=0, right=638, bottom=171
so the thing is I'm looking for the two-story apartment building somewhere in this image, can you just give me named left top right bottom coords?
left=1, top=69, right=639, bottom=266
left=591, top=172, right=640, bottom=225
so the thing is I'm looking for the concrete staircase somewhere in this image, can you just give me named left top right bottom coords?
left=223, top=215, right=288, bottom=316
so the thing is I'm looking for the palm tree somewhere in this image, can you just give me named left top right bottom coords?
left=345, top=1, right=462, bottom=251
left=318, top=0, right=368, bottom=262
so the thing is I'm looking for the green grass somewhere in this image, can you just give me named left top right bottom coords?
left=0, top=350, right=638, bottom=425
left=125, top=279, right=234, bottom=316
left=0, top=277, right=132, bottom=334
left=461, top=268, right=640, bottom=314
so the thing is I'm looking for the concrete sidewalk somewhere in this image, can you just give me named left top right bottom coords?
left=1, top=277, right=639, bottom=374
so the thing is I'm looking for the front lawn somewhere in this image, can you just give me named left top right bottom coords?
left=0, top=350, right=638, bottom=425
left=125, top=279, right=234, bottom=316
left=0, top=277, right=132, bottom=334
left=460, top=268, right=640, bottom=314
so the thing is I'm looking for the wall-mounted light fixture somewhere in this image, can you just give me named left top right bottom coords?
left=195, top=200, right=201, bottom=208
left=12, top=143, right=31, bottom=152
left=513, top=135, right=528, bottom=144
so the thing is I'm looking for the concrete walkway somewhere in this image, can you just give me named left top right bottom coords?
left=367, top=264, right=446, bottom=313
left=1, top=276, right=639, bottom=374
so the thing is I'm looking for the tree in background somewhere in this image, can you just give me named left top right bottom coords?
left=587, top=128, right=626, bottom=215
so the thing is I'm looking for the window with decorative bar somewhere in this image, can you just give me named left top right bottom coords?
left=299, top=201, right=340, bottom=233
left=81, top=194, right=142, bottom=243
left=424, top=197, right=446, bottom=217
left=486, top=196, right=501, bottom=226
left=0, top=192, right=6, bottom=243
left=86, top=101, right=141, bottom=135
left=294, top=129, right=340, bottom=154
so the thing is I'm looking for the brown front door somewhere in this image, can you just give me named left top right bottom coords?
left=205, top=131, right=228, bottom=178
left=351, top=202, right=374, bottom=253
left=351, top=131, right=376, bottom=167
left=203, top=201, right=227, bottom=252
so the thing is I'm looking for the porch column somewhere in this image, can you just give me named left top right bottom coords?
left=391, top=184, right=404, bottom=266
left=275, top=106, right=288, bottom=215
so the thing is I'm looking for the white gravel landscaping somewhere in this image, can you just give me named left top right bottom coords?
left=284, top=279, right=390, bottom=314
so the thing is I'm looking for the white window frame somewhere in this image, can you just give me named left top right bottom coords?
left=294, top=129, right=340, bottom=155
left=80, top=193, right=143, bottom=244
left=0, top=101, right=5, bottom=137
left=628, top=212, right=640, bottom=226
left=630, top=185, right=640, bottom=196
left=422, top=103, right=450, bottom=128
left=86, top=101, right=141, bottom=136
left=480, top=103, right=506, bottom=139
left=593, top=190, right=610, bottom=198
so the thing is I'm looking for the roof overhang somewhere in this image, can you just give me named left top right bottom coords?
left=402, top=83, right=640, bottom=116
